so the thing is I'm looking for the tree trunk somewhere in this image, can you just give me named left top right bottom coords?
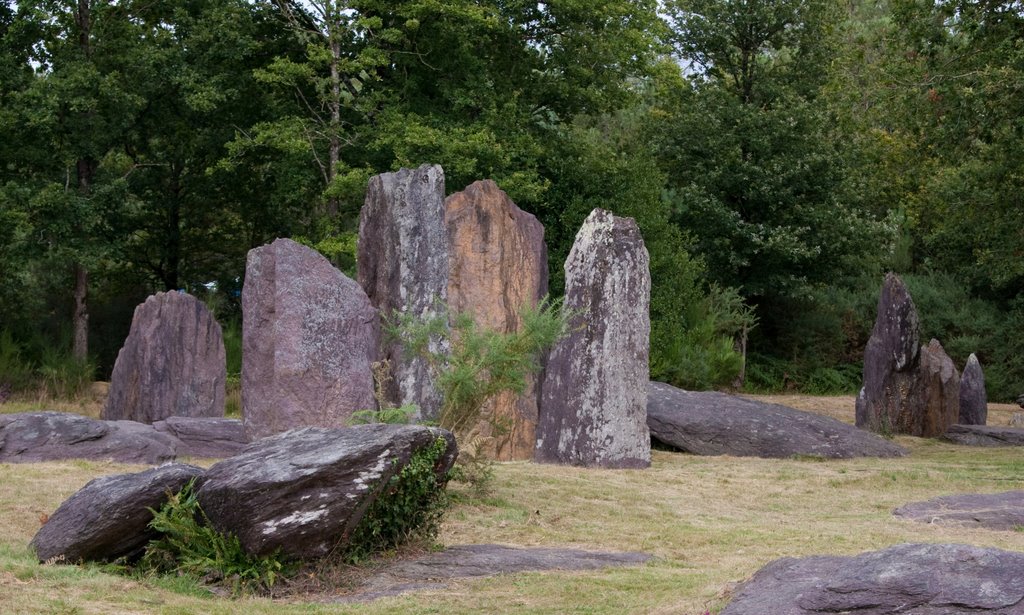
left=71, top=0, right=93, bottom=361
left=327, top=36, right=342, bottom=216
left=72, top=264, right=89, bottom=360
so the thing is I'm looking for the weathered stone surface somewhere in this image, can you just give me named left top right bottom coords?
left=31, top=463, right=204, bottom=564
left=1011, top=412, right=1024, bottom=428
left=197, top=424, right=457, bottom=559
left=910, top=338, right=960, bottom=437
left=0, top=412, right=179, bottom=464
left=535, top=209, right=651, bottom=469
left=894, top=491, right=1024, bottom=531
left=445, top=180, right=548, bottom=460
left=944, top=424, right=1024, bottom=447
left=334, top=545, right=653, bottom=602
left=242, top=238, right=380, bottom=441
left=722, top=543, right=1024, bottom=615
left=103, top=292, right=225, bottom=423
left=856, top=273, right=921, bottom=435
left=959, top=353, right=988, bottom=425
left=647, top=382, right=906, bottom=459
left=358, top=164, right=449, bottom=421
left=153, top=417, right=246, bottom=458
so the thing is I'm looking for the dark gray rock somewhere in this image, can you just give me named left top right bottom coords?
left=152, top=417, right=246, bottom=458
left=197, top=424, right=457, bottom=559
left=242, top=238, right=380, bottom=441
left=358, top=164, right=449, bottom=421
left=894, top=491, right=1024, bottom=531
left=103, top=291, right=225, bottom=423
left=959, top=353, right=988, bottom=425
left=536, top=209, right=651, bottom=469
left=944, top=424, right=1024, bottom=447
left=722, top=543, right=1024, bottom=615
left=334, top=544, right=653, bottom=603
left=910, top=338, right=960, bottom=436
left=647, top=382, right=906, bottom=459
left=0, top=412, right=179, bottom=464
left=30, top=463, right=204, bottom=564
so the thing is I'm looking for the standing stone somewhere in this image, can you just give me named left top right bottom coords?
left=358, top=164, right=449, bottom=421
left=103, top=292, right=225, bottom=423
left=959, top=353, right=987, bottom=425
left=243, top=238, right=380, bottom=441
left=535, top=209, right=651, bottom=469
left=911, top=339, right=961, bottom=437
left=446, top=180, right=548, bottom=460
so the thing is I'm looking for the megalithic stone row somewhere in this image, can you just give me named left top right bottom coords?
left=445, top=180, right=549, bottom=460
left=103, top=291, right=225, bottom=423
left=242, top=238, right=379, bottom=441
left=358, top=164, right=449, bottom=421
left=535, top=209, right=651, bottom=469
left=959, top=353, right=987, bottom=425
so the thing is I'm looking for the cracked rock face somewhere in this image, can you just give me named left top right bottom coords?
left=445, top=180, right=548, bottom=460
left=959, top=353, right=988, bottom=425
left=103, top=292, right=225, bottom=423
left=535, top=209, right=651, bottom=469
left=196, top=424, right=457, bottom=559
left=358, top=164, right=449, bottom=421
left=0, top=412, right=179, bottom=464
left=242, top=238, right=380, bottom=441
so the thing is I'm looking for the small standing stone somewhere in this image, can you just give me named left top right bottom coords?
left=959, top=353, right=987, bottom=425
left=535, top=209, right=651, bottom=469
left=242, top=238, right=380, bottom=441
left=358, top=164, right=449, bottom=421
left=446, top=180, right=549, bottom=460
left=911, top=339, right=960, bottom=437
left=103, top=292, right=225, bottom=423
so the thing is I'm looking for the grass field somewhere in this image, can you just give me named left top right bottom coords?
left=1, top=396, right=1022, bottom=614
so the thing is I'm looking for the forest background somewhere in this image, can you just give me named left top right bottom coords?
left=1, top=0, right=1021, bottom=402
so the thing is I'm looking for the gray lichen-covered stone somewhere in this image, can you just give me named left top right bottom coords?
left=103, top=292, right=225, bottom=423
left=358, top=164, right=449, bottom=421
left=446, top=180, right=548, bottom=460
left=242, top=238, right=380, bottom=441
left=196, top=424, right=457, bottom=559
left=944, top=424, right=1024, bottom=447
left=535, top=209, right=651, bottom=469
left=31, top=463, right=204, bottom=564
left=722, top=543, right=1024, bottom=615
left=647, top=382, right=906, bottom=459
left=152, top=417, right=246, bottom=458
left=0, top=412, right=179, bottom=464
left=959, top=353, right=988, bottom=425
left=911, top=338, right=960, bottom=437
left=894, top=491, right=1024, bottom=531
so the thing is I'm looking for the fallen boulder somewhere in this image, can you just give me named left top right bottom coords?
left=0, top=412, right=179, bottom=464
left=894, top=491, right=1024, bottom=532
left=647, top=382, right=906, bottom=459
left=197, top=424, right=457, bottom=559
left=152, top=417, right=246, bottom=458
left=944, top=424, right=1024, bottom=447
left=31, top=463, right=204, bottom=564
left=722, top=543, right=1024, bottom=615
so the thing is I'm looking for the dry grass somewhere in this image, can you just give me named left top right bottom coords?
left=0, top=382, right=108, bottom=419
left=1, top=396, right=1023, bottom=614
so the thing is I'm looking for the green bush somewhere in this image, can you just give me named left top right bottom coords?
left=0, top=330, right=35, bottom=394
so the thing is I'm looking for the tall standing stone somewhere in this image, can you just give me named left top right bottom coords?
left=910, top=338, right=960, bottom=436
left=103, top=292, right=225, bottom=423
left=358, top=164, right=449, bottom=421
left=959, top=353, right=987, bottom=425
left=243, top=238, right=379, bottom=440
left=535, top=209, right=651, bottom=469
left=445, top=180, right=548, bottom=460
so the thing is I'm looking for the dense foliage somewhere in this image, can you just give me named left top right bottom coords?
left=1, top=0, right=1021, bottom=399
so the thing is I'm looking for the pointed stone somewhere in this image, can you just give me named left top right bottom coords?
left=911, top=339, right=960, bottom=437
left=535, top=209, right=651, bottom=469
left=103, top=291, right=225, bottom=423
left=358, top=164, right=449, bottom=421
left=242, top=238, right=380, bottom=441
left=445, top=180, right=548, bottom=460
left=959, top=353, right=987, bottom=425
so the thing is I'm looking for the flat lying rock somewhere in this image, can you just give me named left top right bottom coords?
left=647, top=382, right=906, bottom=459
left=944, top=424, right=1024, bottom=447
left=722, top=543, right=1024, bottom=615
left=152, top=417, right=246, bottom=458
left=335, top=544, right=653, bottom=602
left=31, top=463, right=204, bottom=564
left=894, top=491, right=1024, bottom=531
left=197, top=424, right=457, bottom=559
left=0, top=412, right=179, bottom=464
